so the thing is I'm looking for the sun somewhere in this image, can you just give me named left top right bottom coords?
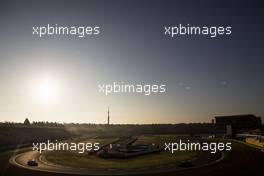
left=33, top=78, right=58, bottom=104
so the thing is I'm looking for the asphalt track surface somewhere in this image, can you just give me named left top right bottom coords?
left=2, top=142, right=264, bottom=176
left=8, top=149, right=224, bottom=176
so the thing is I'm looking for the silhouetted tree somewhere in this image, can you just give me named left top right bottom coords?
left=24, top=118, right=30, bottom=125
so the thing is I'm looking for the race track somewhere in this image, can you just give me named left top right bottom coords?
left=9, top=149, right=224, bottom=175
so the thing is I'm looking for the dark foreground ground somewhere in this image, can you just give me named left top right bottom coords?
left=1, top=141, right=264, bottom=176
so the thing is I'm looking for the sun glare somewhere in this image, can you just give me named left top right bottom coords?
left=34, top=78, right=58, bottom=104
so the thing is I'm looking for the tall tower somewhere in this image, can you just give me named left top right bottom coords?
left=107, top=107, right=110, bottom=125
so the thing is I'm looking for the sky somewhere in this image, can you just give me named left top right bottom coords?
left=0, top=0, right=263, bottom=124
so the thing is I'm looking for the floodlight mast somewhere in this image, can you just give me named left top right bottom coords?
left=107, top=107, right=110, bottom=125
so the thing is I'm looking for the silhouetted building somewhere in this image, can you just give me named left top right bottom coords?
left=215, top=114, right=262, bottom=134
